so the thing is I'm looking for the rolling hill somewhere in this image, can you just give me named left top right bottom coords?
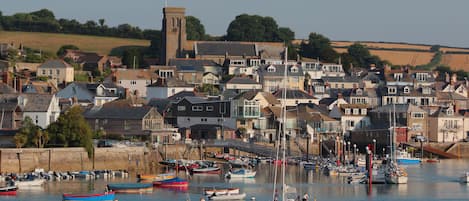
left=0, top=31, right=150, bottom=55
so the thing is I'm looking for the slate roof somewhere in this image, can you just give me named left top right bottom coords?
left=22, top=94, right=54, bottom=112
left=22, top=81, right=58, bottom=94
left=430, top=106, right=462, bottom=118
left=437, top=92, right=468, bottom=100
left=322, top=75, right=361, bottom=83
left=0, top=83, right=16, bottom=94
left=147, top=98, right=171, bottom=114
left=38, top=60, right=72, bottom=69
left=148, top=78, right=192, bottom=87
left=169, top=58, right=219, bottom=68
left=0, top=94, right=54, bottom=112
left=84, top=105, right=153, bottom=120
left=273, top=89, right=316, bottom=99
left=227, top=77, right=259, bottom=85
left=370, top=104, right=426, bottom=114
left=259, top=64, right=304, bottom=77
left=195, top=41, right=257, bottom=57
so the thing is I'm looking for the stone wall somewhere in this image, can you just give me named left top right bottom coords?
left=0, top=147, right=154, bottom=173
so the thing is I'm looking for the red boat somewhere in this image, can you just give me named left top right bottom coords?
left=153, top=177, right=189, bottom=188
left=0, top=186, right=17, bottom=196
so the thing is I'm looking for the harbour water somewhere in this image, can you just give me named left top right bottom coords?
left=7, top=159, right=469, bottom=201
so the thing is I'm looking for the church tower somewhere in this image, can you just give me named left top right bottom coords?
left=161, top=7, right=186, bottom=65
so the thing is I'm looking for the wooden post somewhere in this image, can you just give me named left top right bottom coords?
left=48, top=149, right=51, bottom=171
left=17, top=152, right=21, bottom=173
left=92, top=147, right=95, bottom=170
left=0, top=150, right=2, bottom=173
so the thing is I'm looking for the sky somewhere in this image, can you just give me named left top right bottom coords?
left=2, top=0, right=469, bottom=47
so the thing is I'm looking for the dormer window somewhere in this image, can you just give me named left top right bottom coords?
left=356, top=89, right=363, bottom=96
left=353, top=109, right=359, bottom=115
left=388, top=87, right=397, bottom=94
left=404, top=87, right=410, bottom=94
left=394, top=73, right=403, bottom=81
left=290, top=66, right=298, bottom=73
left=446, top=108, right=454, bottom=116
left=267, top=65, right=276, bottom=72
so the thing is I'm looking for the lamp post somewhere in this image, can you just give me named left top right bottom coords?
left=372, top=139, right=376, bottom=160
left=353, top=144, right=357, bottom=166
left=342, top=140, right=346, bottom=164
left=347, top=141, right=350, bottom=165
left=319, top=139, right=322, bottom=158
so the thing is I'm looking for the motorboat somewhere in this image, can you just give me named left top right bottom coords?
left=225, top=169, right=256, bottom=179
left=208, top=192, right=246, bottom=200
left=460, top=172, right=469, bottom=183
left=63, top=192, right=115, bottom=201
left=204, top=188, right=239, bottom=196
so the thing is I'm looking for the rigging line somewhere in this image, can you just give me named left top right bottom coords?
left=281, top=47, right=288, bottom=201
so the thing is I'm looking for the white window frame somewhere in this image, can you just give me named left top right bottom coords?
left=192, top=105, right=203, bottom=111
left=206, top=106, right=214, bottom=111
left=177, top=106, right=186, bottom=111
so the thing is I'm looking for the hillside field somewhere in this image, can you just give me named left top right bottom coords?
left=0, top=31, right=150, bottom=55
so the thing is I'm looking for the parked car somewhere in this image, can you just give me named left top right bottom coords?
left=412, top=135, right=426, bottom=142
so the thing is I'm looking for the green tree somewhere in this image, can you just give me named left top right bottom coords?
left=122, top=48, right=144, bottom=68
left=14, top=134, right=27, bottom=148
left=197, top=84, right=219, bottom=95
left=98, top=18, right=105, bottom=27
left=277, top=27, right=295, bottom=43
left=225, top=14, right=294, bottom=42
left=46, top=106, right=94, bottom=157
left=30, top=9, right=55, bottom=21
left=300, top=32, right=338, bottom=62
left=57, top=44, right=79, bottom=57
left=186, top=16, right=206, bottom=40
left=14, top=116, right=43, bottom=148
left=0, top=11, right=3, bottom=30
left=430, top=45, right=441, bottom=52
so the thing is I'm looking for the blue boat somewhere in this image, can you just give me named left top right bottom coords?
left=107, top=183, right=153, bottom=194
left=396, top=150, right=421, bottom=165
left=63, top=192, right=115, bottom=201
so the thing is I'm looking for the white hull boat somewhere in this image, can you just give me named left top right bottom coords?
left=225, top=169, right=256, bottom=178
left=209, top=193, right=246, bottom=200
left=460, top=172, right=469, bottom=183
left=15, top=179, right=46, bottom=187
left=205, top=188, right=239, bottom=196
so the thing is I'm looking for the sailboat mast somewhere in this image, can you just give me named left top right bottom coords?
left=393, top=103, right=397, bottom=161
left=281, top=47, right=288, bottom=201
left=388, top=109, right=392, bottom=162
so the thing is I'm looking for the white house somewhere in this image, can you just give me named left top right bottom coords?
left=146, top=78, right=194, bottom=99
left=428, top=106, right=464, bottom=142
left=329, top=104, right=371, bottom=136
left=105, top=69, right=159, bottom=98
left=0, top=94, right=60, bottom=129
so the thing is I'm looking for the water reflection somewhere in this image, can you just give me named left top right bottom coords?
left=4, top=159, right=469, bottom=201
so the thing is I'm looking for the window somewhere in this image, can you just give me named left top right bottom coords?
left=412, top=112, right=424, bottom=119
left=177, top=106, right=186, bottom=111
left=353, top=109, right=359, bottom=115
left=206, top=106, right=214, bottom=111
left=130, top=81, right=137, bottom=85
left=42, top=70, right=46, bottom=75
left=422, top=87, right=431, bottom=94
left=388, top=87, right=397, bottom=94
left=404, top=87, right=410, bottom=93
left=267, top=66, right=276, bottom=72
left=361, top=109, right=367, bottom=115
left=49, top=70, right=53, bottom=75
left=192, top=106, right=203, bottom=111
left=345, top=109, right=351, bottom=115
left=56, top=70, right=60, bottom=75
left=124, top=120, right=130, bottom=130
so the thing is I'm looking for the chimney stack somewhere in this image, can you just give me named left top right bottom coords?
left=451, top=73, right=457, bottom=85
